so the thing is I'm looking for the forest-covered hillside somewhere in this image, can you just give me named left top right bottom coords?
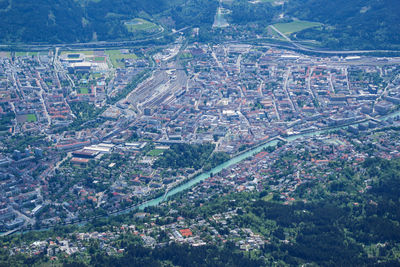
left=287, top=0, right=400, bottom=49
left=0, top=0, right=168, bottom=43
left=0, top=0, right=399, bottom=50
left=0, top=0, right=218, bottom=44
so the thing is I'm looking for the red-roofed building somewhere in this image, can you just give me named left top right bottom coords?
left=70, top=157, right=89, bottom=166
left=179, top=228, right=193, bottom=237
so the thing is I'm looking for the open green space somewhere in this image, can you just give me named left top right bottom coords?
left=14, top=51, right=41, bottom=57
left=104, top=50, right=123, bottom=56
left=14, top=51, right=39, bottom=57
left=78, top=88, right=89, bottom=94
left=124, top=18, right=159, bottom=33
left=147, top=149, right=165, bottom=157
left=105, top=49, right=137, bottom=68
left=15, top=52, right=27, bottom=57
left=94, top=56, right=105, bottom=62
left=273, top=20, right=322, bottom=35
left=26, top=114, right=37, bottom=122
left=261, top=193, right=274, bottom=201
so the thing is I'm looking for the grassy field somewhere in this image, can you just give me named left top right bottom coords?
left=273, top=20, right=322, bottom=35
left=262, top=193, right=274, bottom=202
left=147, top=149, right=165, bottom=157
left=15, top=51, right=39, bottom=57
left=105, top=50, right=137, bottom=68
left=15, top=52, right=27, bottom=57
left=7, top=51, right=47, bottom=57
left=26, top=114, right=37, bottom=122
left=94, top=56, right=105, bottom=62
left=78, top=88, right=89, bottom=94
left=104, top=50, right=122, bottom=56
left=124, top=18, right=159, bottom=33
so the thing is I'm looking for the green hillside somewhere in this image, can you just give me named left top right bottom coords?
left=287, top=0, right=400, bottom=49
left=0, top=0, right=399, bottom=50
left=0, top=0, right=219, bottom=44
left=0, top=0, right=168, bottom=43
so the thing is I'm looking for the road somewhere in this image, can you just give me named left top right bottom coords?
left=283, top=67, right=296, bottom=112
left=258, top=79, right=264, bottom=97
left=9, top=102, right=16, bottom=135
left=307, top=67, right=318, bottom=106
left=269, top=25, right=293, bottom=43
left=272, top=93, right=281, bottom=121
left=211, top=48, right=223, bottom=69
left=37, top=73, right=52, bottom=126
left=328, top=73, right=335, bottom=93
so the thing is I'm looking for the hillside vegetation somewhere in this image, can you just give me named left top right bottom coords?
left=0, top=0, right=218, bottom=44
left=0, top=0, right=399, bottom=49
left=0, top=0, right=168, bottom=43
left=287, top=0, right=400, bottom=49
